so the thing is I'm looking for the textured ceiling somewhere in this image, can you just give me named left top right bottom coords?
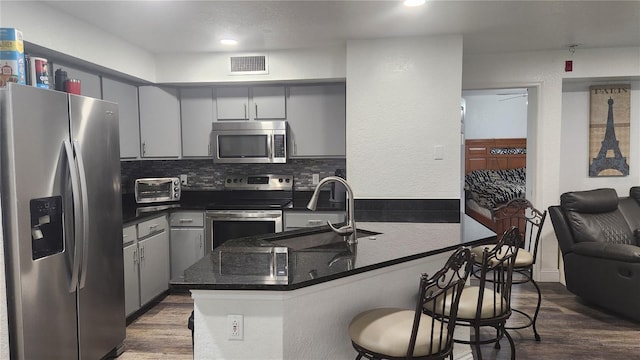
left=44, top=1, right=640, bottom=55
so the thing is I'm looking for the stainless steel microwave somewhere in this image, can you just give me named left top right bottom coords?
left=211, top=121, right=287, bottom=164
left=134, top=177, right=181, bottom=204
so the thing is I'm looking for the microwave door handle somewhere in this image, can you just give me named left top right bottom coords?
left=267, top=134, right=273, bottom=160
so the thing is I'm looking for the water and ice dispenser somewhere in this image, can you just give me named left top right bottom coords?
left=30, top=196, right=64, bottom=260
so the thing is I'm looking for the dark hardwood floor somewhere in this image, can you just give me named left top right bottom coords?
left=474, top=282, right=640, bottom=360
left=119, top=282, right=640, bottom=359
left=120, top=294, right=193, bottom=360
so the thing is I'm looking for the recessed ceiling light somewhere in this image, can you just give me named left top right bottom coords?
left=404, top=0, right=425, bottom=6
left=220, top=39, right=238, bottom=45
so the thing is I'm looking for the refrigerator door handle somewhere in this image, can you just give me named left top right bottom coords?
left=64, top=140, right=82, bottom=293
left=73, top=140, right=91, bottom=290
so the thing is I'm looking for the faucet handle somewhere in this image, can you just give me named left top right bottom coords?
left=327, top=221, right=354, bottom=236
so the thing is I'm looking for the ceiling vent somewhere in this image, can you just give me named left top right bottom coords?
left=229, top=55, right=268, bottom=75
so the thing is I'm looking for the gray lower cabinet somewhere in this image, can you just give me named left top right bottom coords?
left=284, top=211, right=346, bottom=231
left=123, top=242, right=140, bottom=316
left=123, top=215, right=170, bottom=317
left=169, top=211, right=205, bottom=280
left=138, top=228, right=170, bottom=305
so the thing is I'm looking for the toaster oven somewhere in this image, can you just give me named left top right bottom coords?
left=134, top=177, right=181, bottom=204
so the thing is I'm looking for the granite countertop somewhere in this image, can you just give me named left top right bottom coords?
left=122, top=190, right=344, bottom=224
left=170, top=222, right=494, bottom=291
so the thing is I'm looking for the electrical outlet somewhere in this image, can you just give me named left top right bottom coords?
left=180, top=174, right=188, bottom=185
left=312, top=173, right=320, bottom=185
left=227, top=314, right=243, bottom=340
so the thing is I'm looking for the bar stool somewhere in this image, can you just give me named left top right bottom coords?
left=472, top=198, right=547, bottom=341
left=348, top=247, right=474, bottom=360
left=427, top=227, right=521, bottom=360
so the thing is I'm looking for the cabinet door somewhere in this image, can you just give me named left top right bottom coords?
left=251, top=86, right=286, bottom=119
left=138, top=230, right=170, bottom=305
left=123, top=243, right=140, bottom=316
left=103, top=78, right=140, bottom=159
left=170, top=228, right=205, bottom=279
left=139, top=86, right=181, bottom=157
left=216, top=87, right=249, bottom=120
left=287, top=84, right=346, bottom=157
left=181, top=88, right=215, bottom=157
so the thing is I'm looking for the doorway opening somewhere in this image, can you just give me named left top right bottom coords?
left=461, top=87, right=533, bottom=239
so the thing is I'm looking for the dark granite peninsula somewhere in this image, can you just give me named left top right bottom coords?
left=181, top=221, right=494, bottom=360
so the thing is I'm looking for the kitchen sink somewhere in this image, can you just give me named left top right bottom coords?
left=268, top=228, right=380, bottom=251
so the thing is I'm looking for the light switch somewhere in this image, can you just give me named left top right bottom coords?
left=434, top=145, right=444, bottom=160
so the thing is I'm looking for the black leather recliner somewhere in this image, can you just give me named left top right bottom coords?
left=549, top=187, right=640, bottom=322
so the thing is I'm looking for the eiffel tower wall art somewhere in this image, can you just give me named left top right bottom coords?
left=589, top=84, right=631, bottom=177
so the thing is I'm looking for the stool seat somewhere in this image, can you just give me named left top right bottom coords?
left=431, top=286, right=509, bottom=320
left=471, top=246, right=534, bottom=267
left=349, top=308, right=445, bottom=358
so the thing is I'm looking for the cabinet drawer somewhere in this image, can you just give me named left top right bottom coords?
left=137, top=215, right=168, bottom=239
left=285, top=211, right=345, bottom=229
left=123, top=225, right=137, bottom=246
left=169, top=211, right=204, bottom=227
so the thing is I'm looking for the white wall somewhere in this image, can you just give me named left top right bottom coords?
left=463, top=46, right=640, bottom=283
left=1, top=2, right=347, bottom=85
left=346, top=35, right=463, bottom=199
left=463, top=92, right=528, bottom=139
left=0, top=196, right=8, bottom=360
left=1, top=1, right=157, bottom=82
left=560, top=80, right=640, bottom=194
left=155, top=47, right=346, bottom=84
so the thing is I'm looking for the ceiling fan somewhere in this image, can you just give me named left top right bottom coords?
left=497, top=93, right=528, bottom=101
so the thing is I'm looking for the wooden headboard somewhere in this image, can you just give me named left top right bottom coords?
left=465, top=138, right=527, bottom=174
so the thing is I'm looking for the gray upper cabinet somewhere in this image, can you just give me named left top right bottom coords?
left=216, top=85, right=286, bottom=120
left=102, top=78, right=140, bottom=159
left=180, top=88, right=215, bottom=157
left=216, top=86, right=250, bottom=120
left=287, top=84, right=346, bottom=158
left=251, top=86, right=286, bottom=119
left=139, top=86, right=181, bottom=158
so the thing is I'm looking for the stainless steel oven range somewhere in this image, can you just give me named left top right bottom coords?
left=205, top=174, right=293, bottom=251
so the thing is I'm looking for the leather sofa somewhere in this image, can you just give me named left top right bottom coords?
left=549, top=187, right=640, bottom=322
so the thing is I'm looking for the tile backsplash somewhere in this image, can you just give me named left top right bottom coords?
left=121, top=158, right=346, bottom=194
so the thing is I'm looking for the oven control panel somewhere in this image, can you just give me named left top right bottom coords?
left=224, top=174, right=293, bottom=191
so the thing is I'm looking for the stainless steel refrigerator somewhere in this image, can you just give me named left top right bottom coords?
left=1, top=83, right=125, bottom=359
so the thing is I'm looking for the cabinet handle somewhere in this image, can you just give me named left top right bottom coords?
left=255, top=103, right=259, bottom=118
left=307, top=220, right=323, bottom=225
left=133, top=248, right=138, bottom=265
left=179, top=219, right=194, bottom=223
left=142, top=142, right=146, bottom=156
left=140, top=246, right=145, bottom=260
left=243, top=104, right=247, bottom=119
left=199, top=234, right=203, bottom=249
left=208, top=143, right=211, bottom=156
left=149, top=224, right=159, bottom=230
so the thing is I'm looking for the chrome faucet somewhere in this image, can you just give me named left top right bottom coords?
left=307, top=176, right=357, bottom=245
